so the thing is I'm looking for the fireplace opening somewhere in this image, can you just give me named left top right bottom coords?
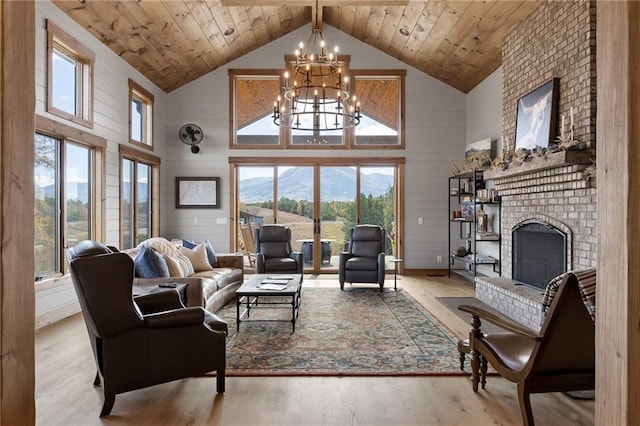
left=512, top=220, right=567, bottom=290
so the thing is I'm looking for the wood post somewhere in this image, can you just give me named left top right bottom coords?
left=0, top=1, right=36, bottom=424
left=596, top=2, right=640, bottom=424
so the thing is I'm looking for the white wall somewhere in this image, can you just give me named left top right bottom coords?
left=34, top=1, right=167, bottom=327
left=163, top=25, right=467, bottom=269
left=466, top=67, right=503, bottom=149
left=464, top=67, right=503, bottom=276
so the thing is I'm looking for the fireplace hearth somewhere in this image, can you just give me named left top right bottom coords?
left=512, top=220, right=567, bottom=290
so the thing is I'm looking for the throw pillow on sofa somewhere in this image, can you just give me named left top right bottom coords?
left=179, top=243, right=213, bottom=272
left=163, top=253, right=195, bottom=277
left=183, top=239, right=217, bottom=267
left=139, top=237, right=181, bottom=257
left=134, top=245, right=170, bottom=278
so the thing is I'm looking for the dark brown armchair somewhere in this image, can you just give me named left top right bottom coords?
left=254, top=224, right=303, bottom=279
left=68, top=240, right=227, bottom=417
left=339, top=225, right=386, bottom=290
left=458, top=272, right=595, bottom=426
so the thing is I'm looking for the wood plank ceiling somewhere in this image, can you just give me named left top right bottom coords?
left=52, top=1, right=542, bottom=94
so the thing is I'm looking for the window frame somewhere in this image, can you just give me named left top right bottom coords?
left=34, top=114, right=106, bottom=281
left=128, top=79, right=155, bottom=150
left=228, top=69, right=284, bottom=150
left=350, top=70, right=406, bottom=149
left=229, top=64, right=404, bottom=150
left=119, top=145, right=161, bottom=249
left=46, top=20, right=95, bottom=128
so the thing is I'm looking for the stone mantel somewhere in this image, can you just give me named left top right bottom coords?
left=483, top=149, right=593, bottom=181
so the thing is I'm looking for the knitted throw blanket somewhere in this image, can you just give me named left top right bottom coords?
left=541, top=269, right=596, bottom=325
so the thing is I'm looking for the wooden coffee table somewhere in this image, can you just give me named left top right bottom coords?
left=235, top=274, right=302, bottom=332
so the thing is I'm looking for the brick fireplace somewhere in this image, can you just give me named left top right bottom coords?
left=476, top=161, right=596, bottom=330
left=472, top=0, right=597, bottom=330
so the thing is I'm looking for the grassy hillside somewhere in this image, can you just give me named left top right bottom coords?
left=239, top=207, right=348, bottom=253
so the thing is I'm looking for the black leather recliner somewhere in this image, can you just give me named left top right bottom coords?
left=254, top=224, right=303, bottom=280
left=339, top=225, right=386, bottom=290
left=67, top=240, right=227, bottom=417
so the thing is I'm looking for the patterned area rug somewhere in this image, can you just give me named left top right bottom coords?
left=217, top=288, right=464, bottom=376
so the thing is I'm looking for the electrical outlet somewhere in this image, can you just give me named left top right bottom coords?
left=193, top=217, right=198, bottom=224
left=436, top=255, right=443, bottom=263
left=418, top=217, right=424, bottom=225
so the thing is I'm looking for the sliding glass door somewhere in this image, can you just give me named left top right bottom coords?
left=234, top=160, right=402, bottom=273
left=318, top=166, right=356, bottom=271
left=359, top=166, right=396, bottom=257
left=276, top=166, right=314, bottom=265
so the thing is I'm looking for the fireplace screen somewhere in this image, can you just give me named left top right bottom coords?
left=512, top=221, right=567, bottom=289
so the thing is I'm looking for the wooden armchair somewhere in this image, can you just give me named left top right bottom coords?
left=458, top=272, right=595, bottom=426
left=240, top=222, right=256, bottom=267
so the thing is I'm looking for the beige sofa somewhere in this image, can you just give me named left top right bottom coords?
left=123, top=237, right=244, bottom=313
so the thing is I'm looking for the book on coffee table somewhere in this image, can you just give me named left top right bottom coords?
left=261, top=278, right=290, bottom=284
left=257, top=283, right=288, bottom=290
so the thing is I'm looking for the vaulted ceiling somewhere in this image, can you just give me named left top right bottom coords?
left=52, top=1, right=541, bottom=94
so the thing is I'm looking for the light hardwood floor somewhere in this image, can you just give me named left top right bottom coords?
left=35, top=273, right=594, bottom=425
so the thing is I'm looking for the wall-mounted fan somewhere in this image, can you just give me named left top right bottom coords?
left=179, top=123, right=204, bottom=154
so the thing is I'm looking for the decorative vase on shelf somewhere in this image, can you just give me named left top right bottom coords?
left=476, top=207, right=488, bottom=233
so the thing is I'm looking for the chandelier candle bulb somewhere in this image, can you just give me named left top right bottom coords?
left=272, top=24, right=361, bottom=131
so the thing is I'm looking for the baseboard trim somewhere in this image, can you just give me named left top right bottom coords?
left=35, top=302, right=81, bottom=329
left=404, top=268, right=448, bottom=277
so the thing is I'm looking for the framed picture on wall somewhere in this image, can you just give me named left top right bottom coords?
left=465, top=137, right=492, bottom=170
left=175, top=177, right=220, bottom=209
left=515, top=78, right=559, bottom=150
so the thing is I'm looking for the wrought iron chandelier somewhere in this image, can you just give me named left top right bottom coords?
left=272, top=15, right=361, bottom=132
